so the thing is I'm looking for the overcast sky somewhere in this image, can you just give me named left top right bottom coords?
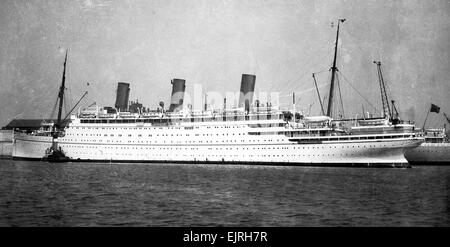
left=1, top=0, right=449, bottom=128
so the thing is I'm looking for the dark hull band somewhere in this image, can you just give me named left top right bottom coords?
left=11, top=156, right=411, bottom=168
left=408, top=161, right=450, bottom=166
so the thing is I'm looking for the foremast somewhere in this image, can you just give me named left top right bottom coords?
left=51, top=50, right=68, bottom=148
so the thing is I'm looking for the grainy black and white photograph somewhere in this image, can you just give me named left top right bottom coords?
left=0, top=0, right=449, bottom=232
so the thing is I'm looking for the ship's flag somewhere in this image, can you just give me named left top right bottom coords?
left=430, top=103, right=440, bottom=113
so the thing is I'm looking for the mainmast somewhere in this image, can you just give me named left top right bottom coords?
left=326, top=18, right=345, bottom=118
left=373, top=61, right=392, bottom=120
left=54, top=50, right=68, bottom=138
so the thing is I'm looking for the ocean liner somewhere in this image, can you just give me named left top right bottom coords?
left=405, top=107, right=450, bottom=164
left=12, top=19, right=424, bottom=167
left=405, top=128, right=450, bottom=164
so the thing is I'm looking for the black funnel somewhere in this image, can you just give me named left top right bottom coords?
left=168, top=78, right=186, bottom=112
left=238, top=74, right=256, bottom=112
left=114, top=82, right=130, bottom=112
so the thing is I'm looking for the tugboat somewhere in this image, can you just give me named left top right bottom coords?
left=43, top=146, right=70, bottom=163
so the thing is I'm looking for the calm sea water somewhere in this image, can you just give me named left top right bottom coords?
left=0, top=160, right=449, bottom=226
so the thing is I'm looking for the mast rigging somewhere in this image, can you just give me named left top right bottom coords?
left=312, top=73, right=325, bottom=115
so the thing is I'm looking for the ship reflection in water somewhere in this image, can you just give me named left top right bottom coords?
left=0, top=160, right=449, bottom=226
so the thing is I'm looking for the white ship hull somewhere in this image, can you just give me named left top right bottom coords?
left=13, top=125, right=423, bottom=167
left=405, top=143, right=450, bottom=164
left=0, top=130, right=13, bottom=158
left=13, top=133, right=53, bottom=159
